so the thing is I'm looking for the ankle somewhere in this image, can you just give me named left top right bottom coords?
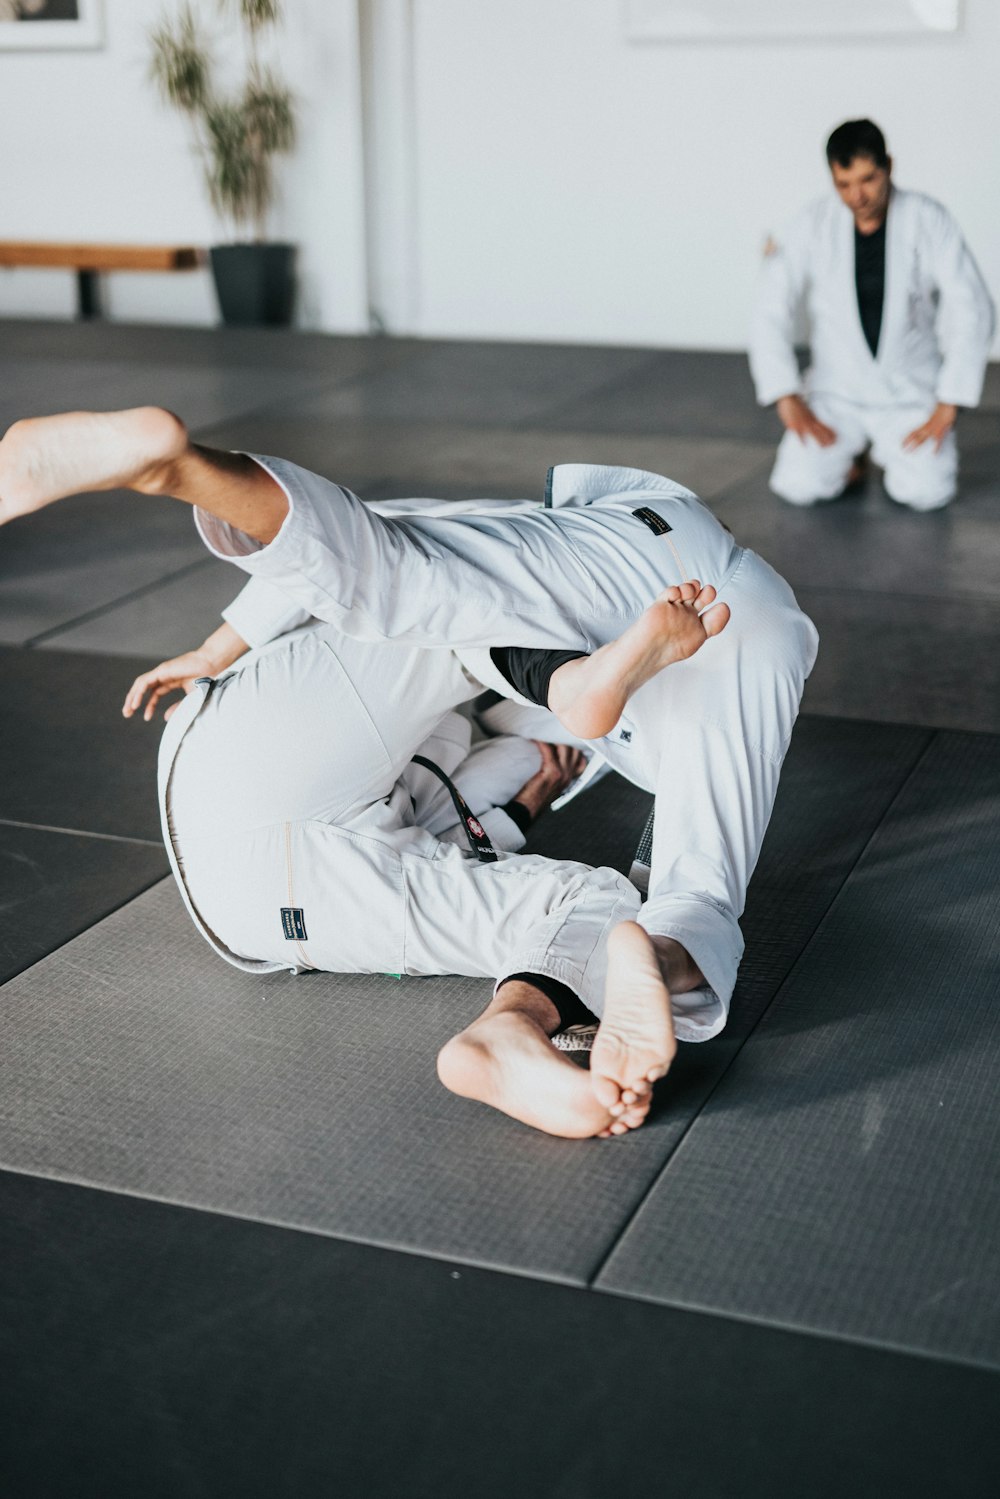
left=134, top=456, right=182, bottom=497
left=651, top=936, right=704, bottom=993
left=489, top=980, right=562, bottom=1034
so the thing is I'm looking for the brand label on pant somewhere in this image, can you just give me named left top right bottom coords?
left=281, top=907, right=308, bottom=941
left=633, top=506, right=672, bottom=536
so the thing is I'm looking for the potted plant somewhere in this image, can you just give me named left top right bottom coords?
left=150, top=0, right=297, bottom=326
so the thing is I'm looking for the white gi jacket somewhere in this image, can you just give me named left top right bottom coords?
left=749, top=186, right=995, bottom=411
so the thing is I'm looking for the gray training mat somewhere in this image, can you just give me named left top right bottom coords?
left=37, top=558, right=242, bottom=659
left=1, top=646, right=164, bottom=840
left=0, top=491, right=210, bottom=647
left=0, top=716, right=928, bottom=1282
left=598, top=729, right=1000, bottom=1369
left=0, top=823, right=165, bottom=986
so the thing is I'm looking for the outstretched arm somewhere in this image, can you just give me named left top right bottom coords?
left=122, top=620, right=249, bottom=722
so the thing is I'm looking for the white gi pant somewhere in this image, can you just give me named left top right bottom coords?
left=161, top=622, right=639, bottom=1017
left=183, top=458, right=818, bottom=1041
left=770, top=393, right=958, bottom=511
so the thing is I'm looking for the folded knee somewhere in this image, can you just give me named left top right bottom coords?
left=883, top=475, right=955, bottom=511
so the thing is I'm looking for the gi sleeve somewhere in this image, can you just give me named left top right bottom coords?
left=221, top=576, right=314, bottom=650
left=748, top=219, right=811, bottom=408
left=928, top=207, right=997, bottom=408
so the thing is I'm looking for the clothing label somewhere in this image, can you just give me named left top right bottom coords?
left=633, top=506, right=672, bottom=536
left=281, top=907, right=308, bottom=941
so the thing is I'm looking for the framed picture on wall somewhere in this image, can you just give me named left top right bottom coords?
left=0, top=0, right=104, bottom=50
left=623, top=0, right=962, bottom=42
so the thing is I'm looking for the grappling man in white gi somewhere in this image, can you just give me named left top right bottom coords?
left=751, top=117, right=995, bottom=511
left=0, top=408, right=817, bottom=1140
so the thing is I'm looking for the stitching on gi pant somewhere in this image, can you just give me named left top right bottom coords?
left=698, top=713, right=788, bottom=768
left=664, top=533, right=688, bottom=583
left=284, top=820, right=313, bottom=969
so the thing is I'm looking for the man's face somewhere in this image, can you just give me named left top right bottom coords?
left=830, top=155, right=892, bottom=229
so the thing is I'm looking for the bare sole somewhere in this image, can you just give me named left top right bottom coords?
left=437, top=1012, right=631, bottom=1139
left=551, top=584, right=730, bottom=740
left=0, top=407, right=187, bottom=525
left=590, top=921, right=677, bottom=1110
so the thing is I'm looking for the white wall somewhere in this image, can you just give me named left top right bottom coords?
left=0, top=0, right=369, bottom=330
left=2, top=0, right=998, bottom=352
left=399, top=0, right=1000, bottom=350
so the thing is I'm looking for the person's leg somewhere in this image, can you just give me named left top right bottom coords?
left=166, top=621, right=647, bottom=1138
left=0, top=408, right=289, bottom=541
left=870, top=405, right=958, bottom=511
left=584, top=550, right=818, bottom=1111
left=768, top=396, right=866, bottom=505
left=166, top=623, right=475, bottom=966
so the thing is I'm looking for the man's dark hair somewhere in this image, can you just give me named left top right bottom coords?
left=825, top=119, right=889, bottom=170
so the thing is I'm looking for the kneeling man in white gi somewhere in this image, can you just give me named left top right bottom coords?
left=750, top=117, right=995, bottom=511
left=0, top=408, right=818, bottom=1140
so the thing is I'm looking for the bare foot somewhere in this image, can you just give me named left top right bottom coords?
left=590, top=921, right=677, bottom=1112
left=548, top=580, right=730, bottom=740
left=438, top=1011, right=623, bottom=1139
left=0, top=407, right=188, bottom=525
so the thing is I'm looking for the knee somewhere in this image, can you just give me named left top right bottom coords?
left=769, top=474, right=825, bottom=506
left=769, top=446, right=850, bottom=506
left=882, top=442, right=957, bottom=512
left=883, top=473, right=955, bottom=511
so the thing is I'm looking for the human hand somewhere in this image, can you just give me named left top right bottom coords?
left=122, top=650, right=219, bottom=722
left=902, top=402, right=957, bottom=453
left=776, top=394, right=838, bottom=448
left=122, top=621, right=249, bottom=722
left=513, top=742, right=588, bottom=821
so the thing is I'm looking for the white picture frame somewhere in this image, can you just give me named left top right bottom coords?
left=623, top=0, right=962, bottom=43
left=0, top=0, right=104, bottom=51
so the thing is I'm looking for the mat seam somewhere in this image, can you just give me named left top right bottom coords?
left=0, top=818, right=162, bottom=847
left=23, top=557, right=223, bottom=648
left=0, top=871, right=171, bottom=991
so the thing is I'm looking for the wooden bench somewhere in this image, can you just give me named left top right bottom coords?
left=0, top=242, right=203, bottom=320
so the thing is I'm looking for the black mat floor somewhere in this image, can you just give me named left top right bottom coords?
left=4, top=1171, right=996, bottom=1499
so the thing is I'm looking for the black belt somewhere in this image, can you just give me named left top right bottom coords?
left=411, top=754, right=498, bottom=863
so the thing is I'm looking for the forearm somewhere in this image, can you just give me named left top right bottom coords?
left=196, top=620, right=250, bottom=673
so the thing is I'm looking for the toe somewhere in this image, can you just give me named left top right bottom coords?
left=702, top=602, right=730, bottom=638
left=591, top=1070, right=623, bottom=1109
left=621, top=1106, right=649, bottom=1128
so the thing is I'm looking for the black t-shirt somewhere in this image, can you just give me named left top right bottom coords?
left=854, top=218, right=887, bottom=357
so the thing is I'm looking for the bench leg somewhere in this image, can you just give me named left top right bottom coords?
left=77, top=269, right=102, bottom=320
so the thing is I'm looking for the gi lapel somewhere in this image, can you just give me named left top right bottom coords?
left=875, top=185, right=906, bottom=372
left=838, top=198, right=878, bottom=371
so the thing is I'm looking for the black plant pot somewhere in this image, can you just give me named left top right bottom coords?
left=209, top=243, right=297, bottom=327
